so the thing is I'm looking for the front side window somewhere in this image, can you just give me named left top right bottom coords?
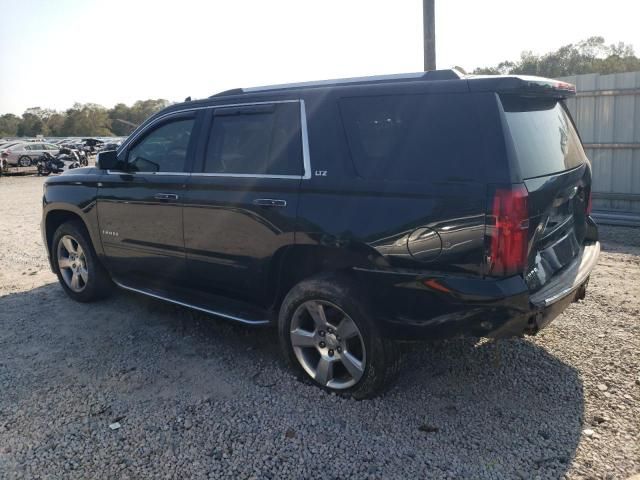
left=127, top=118, right=194, bottom=173
left=203, top=102, right=302, bottom=176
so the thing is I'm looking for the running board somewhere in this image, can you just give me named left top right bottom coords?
left=113, top=280, right=271, bottom=326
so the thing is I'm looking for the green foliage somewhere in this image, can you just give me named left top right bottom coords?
left=17, top=113, right=45, bottom=137
left=0, top=99, right=171, bottom=138
left=474, top=37, right=640, bottom=77
left=108, top=99, right=171, bottom=136
left=0, top=114, right=21, bottom=137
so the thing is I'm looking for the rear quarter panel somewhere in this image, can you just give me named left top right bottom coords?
left=296, top=87, right=509, bottom=275
left=294, top=87, right=511, bottom=331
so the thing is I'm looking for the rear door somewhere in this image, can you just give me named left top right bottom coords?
left=183, top=100, right=306, bottom=305
left=499, top=95, right=594, bottom=292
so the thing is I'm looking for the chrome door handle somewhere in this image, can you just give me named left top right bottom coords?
left=253, top=198, right=287, bottom=207
left=154, top=193, right=179, bottom=200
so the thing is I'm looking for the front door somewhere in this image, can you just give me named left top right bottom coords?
left=97, top=113, right=197, bottom=287
left=183, top=101, right=306, bottom=305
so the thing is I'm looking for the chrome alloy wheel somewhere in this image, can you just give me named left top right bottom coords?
left=57, top=235, right=88, bottom=292
left=290, top=300, right=366, bottom=389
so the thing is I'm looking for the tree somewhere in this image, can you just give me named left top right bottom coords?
left=0, top=114, right=21, bottom=137
left=474, top=37, right=640, bottom=77
left=17, top=113, right=45, bottom=137
left=61, top=103, right=112, bottom=137
left=108, top=103, right=134, bottom=136
left=129, top=99, right=171, bottom=125
left=24, top=107, right=56, bottom=120
left=1, top=98, right=172, bottom=138
left=45, top=113, right=66, bottom=137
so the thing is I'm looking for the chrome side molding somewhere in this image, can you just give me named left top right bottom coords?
left=114, top=280, right=270, bottom=326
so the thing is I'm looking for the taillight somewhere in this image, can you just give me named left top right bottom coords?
left=486, top=184, right=529, bottom=276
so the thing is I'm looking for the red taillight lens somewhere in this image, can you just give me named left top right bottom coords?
left=487, top=184, right=529, bottom=276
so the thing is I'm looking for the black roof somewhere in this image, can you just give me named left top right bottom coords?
left=208, top=69, right=576, bottom=100
left=141, top=70, right=576, bottom=133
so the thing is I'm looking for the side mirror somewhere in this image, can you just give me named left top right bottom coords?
left=96, top=150, right=119, bottom=170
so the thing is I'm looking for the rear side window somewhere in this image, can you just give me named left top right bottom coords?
left=339, top=94, right=484, bottom=182
left=203, top=102, right=302, bottom=176
left=501, top=96, right=586, bottom=179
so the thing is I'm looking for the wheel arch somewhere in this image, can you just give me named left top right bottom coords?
left=43, top=207, right=103, bottom=268
left=266, top=243, right=382, bottom=312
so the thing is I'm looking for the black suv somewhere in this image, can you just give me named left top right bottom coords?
left=42, top=70, right=600, bottom=398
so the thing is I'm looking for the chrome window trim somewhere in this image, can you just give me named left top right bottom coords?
left=300, top=99, right=311, bottom=179
left=116, top=99, right=311, bottom=180
left=105, top=170, right=187, bottom=176
left=190, top=173, right=303, bottom=179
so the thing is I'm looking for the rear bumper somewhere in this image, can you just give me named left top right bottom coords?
left=527, top=240, right=600, bottom=332
left=358, top=241, right=600, bottom=340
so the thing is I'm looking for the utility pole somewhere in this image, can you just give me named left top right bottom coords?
left=423, top=0, right=436, bottom=71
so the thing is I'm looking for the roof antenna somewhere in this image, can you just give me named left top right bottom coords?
left=184, top=96, right=191, bottom=102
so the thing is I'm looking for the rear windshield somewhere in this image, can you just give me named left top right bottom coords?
left=501, top=96, right=587, bottom=179
left=339, top=93, right=489, bottom=183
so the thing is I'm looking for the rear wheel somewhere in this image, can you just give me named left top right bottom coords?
left=52, top=221, right=113, bottom=302
left=18, top=155, right=32, bottom=167
left=278, top=275, right=401, bottom=399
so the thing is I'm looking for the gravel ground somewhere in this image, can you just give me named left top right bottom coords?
left=0, top=175, right=638, bottom=479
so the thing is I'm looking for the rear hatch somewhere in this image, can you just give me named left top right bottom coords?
left=497, top=94, right=594, bottom=292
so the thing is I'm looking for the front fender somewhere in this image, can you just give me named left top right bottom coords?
left=42, top=174, right=103, bottom=263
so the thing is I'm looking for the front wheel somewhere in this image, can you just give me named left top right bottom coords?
left=52, top=221, right=113, bottom=302
left=278, top=275, right=401, bottom=399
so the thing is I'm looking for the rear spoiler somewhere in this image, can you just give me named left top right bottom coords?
left=468, top=75, right=576, bottom=98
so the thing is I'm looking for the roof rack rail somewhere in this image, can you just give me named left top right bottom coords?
left=211, top=88, right=245, bottom=97
left=209, top=69, right=466, bottom=98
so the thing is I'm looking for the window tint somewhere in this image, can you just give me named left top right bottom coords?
left=501, top=96, right=586, bottom=179
left=204, top=102, right=302, bottom=176
left=128, top=118, right=194, bottom=173
left=339, top=94, right=483, bottom=182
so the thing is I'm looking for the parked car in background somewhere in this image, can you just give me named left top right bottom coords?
left=101, top=141, right=122, bottom=151
left=0, top=141, right=23, bottom=150
left=2, top=142, right=60, bottom=167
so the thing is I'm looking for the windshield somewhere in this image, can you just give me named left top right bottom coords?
left=501, top=96, right=587, bottom=179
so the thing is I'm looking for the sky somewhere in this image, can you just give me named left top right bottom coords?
left=1, top=0, right=639, bottom=115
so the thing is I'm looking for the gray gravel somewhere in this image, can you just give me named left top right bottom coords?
left=1, top=175, right=639, bottom=479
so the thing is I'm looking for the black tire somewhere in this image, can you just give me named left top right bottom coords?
left=51, top=220, right=113, bottom=302
left=18, top=155, right=32, bottom=167
left=278, top=274, right=402, bottom=399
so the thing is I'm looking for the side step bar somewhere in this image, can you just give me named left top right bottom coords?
left=114, top=280, right=271, bottom=326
